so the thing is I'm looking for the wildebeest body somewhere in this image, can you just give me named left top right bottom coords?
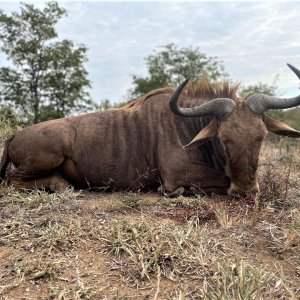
left=3, top=90, right=229, bottom=193
left=2, top=64, right=300, bottom=195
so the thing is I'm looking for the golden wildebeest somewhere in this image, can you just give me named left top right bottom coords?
left=1, top=64, right=300, bottom=196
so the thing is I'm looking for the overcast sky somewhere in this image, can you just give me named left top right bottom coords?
left=0, top=1, right=300, bottom=104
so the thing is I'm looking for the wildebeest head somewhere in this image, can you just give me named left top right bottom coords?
left=170, top=64, right=300, bottom=196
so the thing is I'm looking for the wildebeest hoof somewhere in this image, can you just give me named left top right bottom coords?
left=49, top=184, right=56, bottom=192
left=163, top=187, right=185, bottom=198
left=157, top=185, right=164, bottom=194
left=187, top=186, right=197, bottom=195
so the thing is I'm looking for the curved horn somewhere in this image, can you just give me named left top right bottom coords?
left=287, top=63, right=300, bottom=79
left=169, top=79, right=236, bottom=119
left=245, top=63, right=300, bottom=115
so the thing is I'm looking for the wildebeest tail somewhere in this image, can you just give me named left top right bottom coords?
left=0, top=136, right=13, bottom=182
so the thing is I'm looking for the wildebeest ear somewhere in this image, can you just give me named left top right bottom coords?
left=264, top=115, right=300, bottom=138
left=184, top=119, right=219, bottom=149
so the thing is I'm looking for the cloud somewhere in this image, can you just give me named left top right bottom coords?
left=0, top=1, right=300, bottom=102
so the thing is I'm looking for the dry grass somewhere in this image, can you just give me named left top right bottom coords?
left=102, top=217, right=227, bottom=283
left=200, top=259, right=293, bottom=299
left=0, top=137, right=300, bottom=299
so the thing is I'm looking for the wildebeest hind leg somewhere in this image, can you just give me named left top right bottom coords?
left=9, top=173, right=69, bottom=192
left=8, top=147, right=70, bottom=191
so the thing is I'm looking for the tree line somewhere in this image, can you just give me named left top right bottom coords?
left=1, top=1, right=297, bottom=126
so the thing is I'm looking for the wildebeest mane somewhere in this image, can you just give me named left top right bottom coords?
left=122, top=87, right=175, bottom=111
left=186, top=77, right=239, bottom=101
left=123, top=78, right=239, bottom=111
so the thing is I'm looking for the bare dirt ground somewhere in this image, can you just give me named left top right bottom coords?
left=1, top=140, right=300, bottom=299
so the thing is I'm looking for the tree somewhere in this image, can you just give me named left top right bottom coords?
left=98, top=98, right=131, bottom=111
left=238, top=77, right=278, bottom=99
left=130, top=43, right=227, bottom=98
left=98, top=99, right=112, bottom=111
left=0, top=2, right=94, bottom=124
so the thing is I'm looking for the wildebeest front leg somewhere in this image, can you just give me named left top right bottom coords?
left=160, top=163, right=230, bottom=196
